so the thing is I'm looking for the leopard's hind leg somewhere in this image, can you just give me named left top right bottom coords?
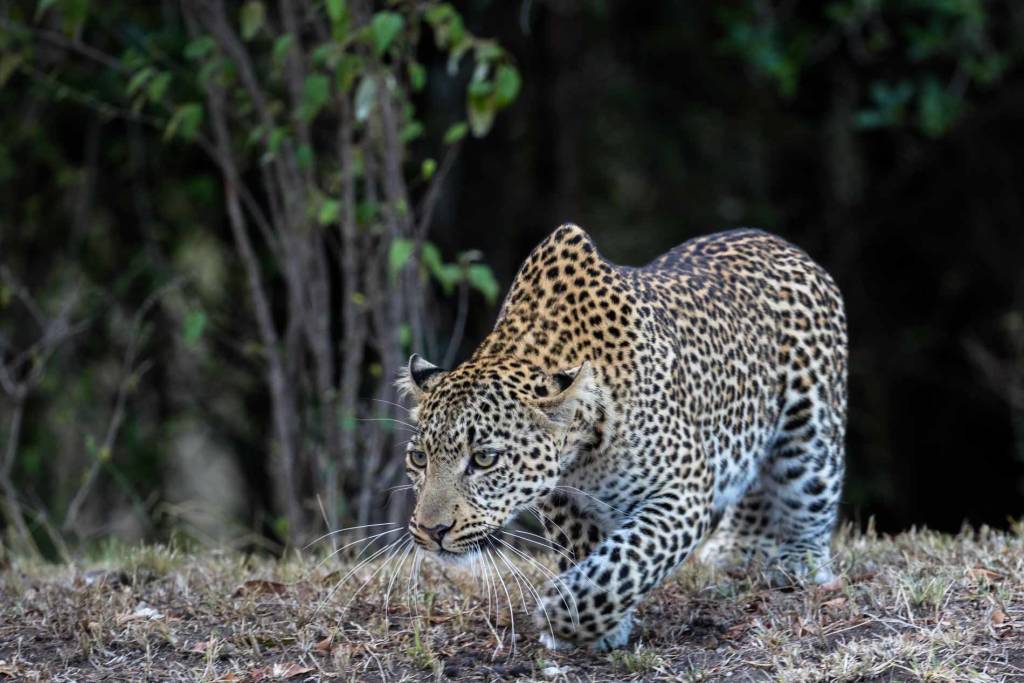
left=696, top=483, right=777, bottom=570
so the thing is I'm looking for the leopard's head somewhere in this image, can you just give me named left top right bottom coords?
left=396, top=353, right=602, bottom=559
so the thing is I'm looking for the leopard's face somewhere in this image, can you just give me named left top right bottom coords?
left=397, top=355, right=598, bottom=559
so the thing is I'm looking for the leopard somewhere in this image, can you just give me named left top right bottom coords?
left=397, top=224, right=847, bottom=651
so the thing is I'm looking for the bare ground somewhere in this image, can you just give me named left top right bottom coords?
left=1, top=525, right=1023, bottom=682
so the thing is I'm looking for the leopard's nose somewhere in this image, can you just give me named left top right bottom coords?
left=419, top=521, right=453, bottom=544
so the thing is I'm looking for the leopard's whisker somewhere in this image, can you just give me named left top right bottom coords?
left=490, top=535, right=580, bottom=627
left=303, top=522, right=401, bottom=550
left=492, top=542, right=557, bottom=647
left=492, top=528, right=601, bottom=594
left=487, top=539, right=531, bottom=613
left=495, top=527, right=574, bottom=562
left=554, top=485, right=628, bottom=517
left=311, top=527, right=404, bottom=574
left=342, top=537, right=414, bottom=615
left=494, top=518, right=575, bottom=556
left=483, top=542, right=516, bottom=654
left=316, top=535, right=408, bottom=614
left=357, top=416, right=419, bottom=432
left=407, top=551, right=424, bottom=625
left=382, top=539, right=416, bottom=631
left=370, top=397, right=412, bottom=414
left=527, top=506, right=576, bottom=552
left=481, top=551, right=497, bottom=626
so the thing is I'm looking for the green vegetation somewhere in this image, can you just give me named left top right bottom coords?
left=0, top=0, right=517, bottom=555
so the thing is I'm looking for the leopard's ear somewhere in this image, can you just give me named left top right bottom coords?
left=396, top=354, right=447, bottom=401
left=530, top=361, right=602, bottom=427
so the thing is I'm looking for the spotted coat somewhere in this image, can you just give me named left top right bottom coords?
left=398, top=224, right=847, bottom=650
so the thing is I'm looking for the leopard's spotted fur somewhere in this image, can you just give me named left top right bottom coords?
left=398, top=224, right=847, bottom=650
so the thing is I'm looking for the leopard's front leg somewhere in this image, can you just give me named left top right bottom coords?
left=535, top=489, right=710, bottom=651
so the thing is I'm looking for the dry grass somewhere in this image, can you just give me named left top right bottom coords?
left=2, top=525, right=1023, bottom=682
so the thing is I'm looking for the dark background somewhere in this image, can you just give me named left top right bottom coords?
left=444, top=2, right=1024, bottom=533
left=1, top=0, right=1022, bottom=553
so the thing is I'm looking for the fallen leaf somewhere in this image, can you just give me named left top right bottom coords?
left=968, top=567, right=1003, bottom=581
left=82, top=569, right=130, bottom=588
left=428, top=614, right=455, bottom=624
left=313, top=636, right=332, bottom=653
left=822, top=596, right=847, bottom=609
left=848, top=571, right=878, bottom=584
left=0, top=661, right=22, bottom=677
left=232, top=580, right=289, bottom=598
left=117, top=603, right=164, bottom=624
left=187, top=637, right=217, bottom=654
left=248, top=663, right=314, bottom=681
left=723, top=623, right=748, bottom=640
left=542, top=665, right=571, bottom=678
left=818, top=577, right=845, bottom=592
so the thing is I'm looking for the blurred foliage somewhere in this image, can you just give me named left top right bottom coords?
left=0, top=0, right=515, bottom=554
left=720, top=0, right=1016, bottom=136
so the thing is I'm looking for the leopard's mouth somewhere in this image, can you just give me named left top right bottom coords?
left=424, top=530, right=498, bottom=562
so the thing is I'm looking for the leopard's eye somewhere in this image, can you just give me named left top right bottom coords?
left=408, top=450, right=427, bottom=468
left=471, top=450, right=498, bottom=469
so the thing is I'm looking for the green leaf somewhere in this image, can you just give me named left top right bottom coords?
left=401, top=120, right=424, bottom=142
left=467, top=264, right=500, bottom=305
left=408, top=61, right=426, bottom=91
left=436, top=264, right=462, bottom=295
left=336, top=54, right=363, bottom=93
left=272, top=34, right=294, bottom=69
left=318, top=198, right=339, bottom=225
left=421, top=241, right=444, bottom=277
left=918, top=77, right=961, bottom=138
left=58, top=0, right=89, bottom=38
left=35, top=0, right=59, bottom=20
left=296, top=143, right=314, bottom=169
left=265, top=127, right=286, bottom=158
left=185, top=36, right=216, bottom=61
left=240, top=1, right=265, bottom=41
left=354, top=76, right=377, bottom=122
left=424, top=4, right=455, bottom=26
left=326, top=0, right=349, bottom=38
left=0, top=53, right=24, bottom=87
left=467, top=78, right=493, bottom=98
left=126, top=67, right=154, bottom=96
left=443, top=121, right=468, bottom=145
left=146, top=72, right=171, bottom=103
left=467, top=94, right=496, bottom=137
left=853, top=109, right=886, bottom=130
left=388, top=238, right=415, bottom=281
left=494, top=65, right=521, bottom=106
left=426, top=4, right=465, bottom=52
left=371, top=11, right=404, bottom=56
left=475, top=40, right=503, bottom=62
left=164, top=103, right=203, bottom=141
left=326, top=0, right=346, bottom=23
left=421, top=158, right=437, bottom=180
left=300, top=73, right=330, bottom=122
left=356, top=200, right=377, bottom=224
left=183, top=310, right=207, bottom=346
